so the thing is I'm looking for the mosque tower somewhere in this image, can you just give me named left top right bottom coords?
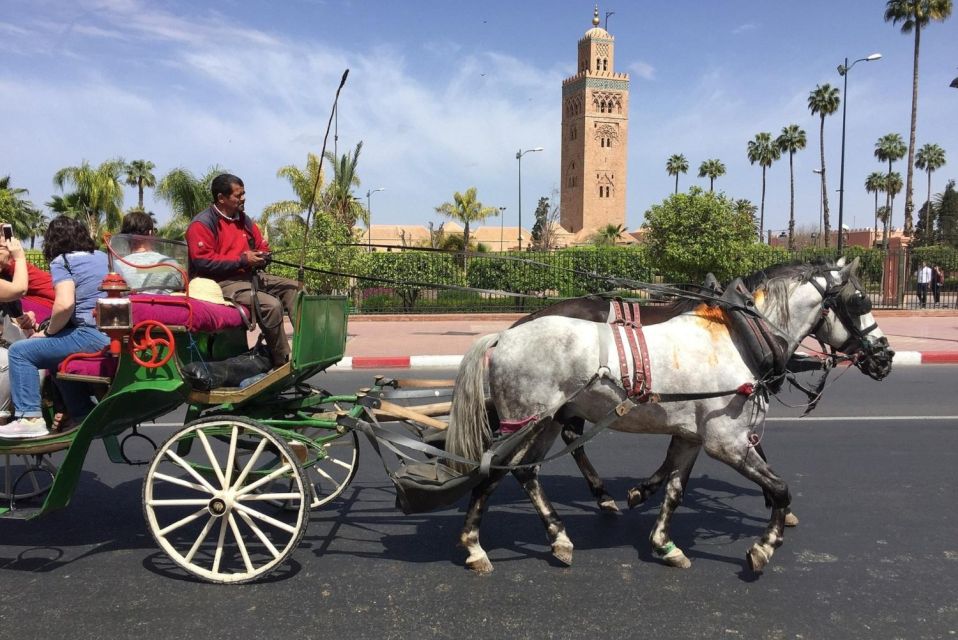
left=560, top=5, right=630, bottom=236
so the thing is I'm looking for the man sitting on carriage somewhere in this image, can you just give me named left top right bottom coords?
left=185, top=173, right=301, bottom=369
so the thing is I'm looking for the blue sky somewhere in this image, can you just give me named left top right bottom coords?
left=1, top=0, right=956, bottom=239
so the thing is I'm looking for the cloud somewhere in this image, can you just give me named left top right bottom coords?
left=732, top=23, right=757, bottom=35
left=628, top=61, right=655, bottom=80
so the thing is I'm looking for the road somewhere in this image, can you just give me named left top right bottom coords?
left=0, top=365, right=956, bottom=639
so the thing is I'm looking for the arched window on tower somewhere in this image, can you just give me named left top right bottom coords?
left=603, top=59, right=608, bottom=71
left=596, top=57, right=601, bottom=71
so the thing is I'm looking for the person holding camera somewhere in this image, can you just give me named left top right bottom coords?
left=0, top=229, right=56, bottom=331
left=185, top=174, right=301, bottom=369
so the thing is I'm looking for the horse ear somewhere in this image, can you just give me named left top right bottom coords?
left=840, top=256, right=861, bottom=279
left=836, top=256, right=847, bottom=267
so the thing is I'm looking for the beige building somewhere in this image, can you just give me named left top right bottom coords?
left=560, top=7, right=630, bottom=237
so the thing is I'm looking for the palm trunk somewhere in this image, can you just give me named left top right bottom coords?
left=759, top=166, right=767, bottom=243
left=886, top=161, right=893, bottom=242
left=709, top=178, right=714, bottom=192
left=138, top=180, right=145, bottom=210
left=819, top=115, right=831, bottom=248
left=903, top=23, right=921, bottom=237
left=926, top=169, right=933, bottom=242
left=674, top=173, right=679, bottom=194
left=873, top=190, right=879, bottom=246
left=788, top=152, right=795, bottom=251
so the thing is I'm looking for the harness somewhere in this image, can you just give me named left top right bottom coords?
left=608, top=299, right=653, bottom=402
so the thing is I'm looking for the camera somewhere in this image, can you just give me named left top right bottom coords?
left=1, top=224, right=12, bottom=241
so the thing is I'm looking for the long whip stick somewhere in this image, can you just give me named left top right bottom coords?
left=296, top=68, right=349, bottom=285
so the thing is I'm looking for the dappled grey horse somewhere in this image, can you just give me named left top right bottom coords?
left=445, top=259, right=893, bottom=574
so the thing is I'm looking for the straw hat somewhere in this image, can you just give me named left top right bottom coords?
left=173, top=278, right=234, bottom=306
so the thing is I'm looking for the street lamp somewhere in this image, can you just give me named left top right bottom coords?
left=813, top=168, right=823, bottom=245
left=498, top=206, right=507, bottom=252
left=516, top=147, right=543, bottom=251
left=366, top=187, right=385, bottom=251
left=836, top=52, right=881, bottom=253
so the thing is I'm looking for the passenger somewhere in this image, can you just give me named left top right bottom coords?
left=0, top=217, right=110, bottom=439
left=115, top=210, right=184, bottom=294
left=185, top=174, right=301, bottom=369
left=0, top=239, right=55, bottom=331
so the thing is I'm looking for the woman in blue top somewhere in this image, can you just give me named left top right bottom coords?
left=0, top=217, right=110, bottom=439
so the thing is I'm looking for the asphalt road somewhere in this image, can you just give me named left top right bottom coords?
left=1, top=365, right=956, bottom=640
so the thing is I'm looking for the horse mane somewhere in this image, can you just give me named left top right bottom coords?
left=741, top=260, right=836, bottom=326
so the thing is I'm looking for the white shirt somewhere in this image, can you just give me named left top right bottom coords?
left=917, top=266, right=932, bottom=284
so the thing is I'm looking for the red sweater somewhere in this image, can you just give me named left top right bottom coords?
left=2, top=261, right=55, bottom=307
left=186, top=207, right=269, bottom=281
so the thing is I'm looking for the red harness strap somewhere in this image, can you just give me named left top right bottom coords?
left=609, top=300, right=654, bottom=402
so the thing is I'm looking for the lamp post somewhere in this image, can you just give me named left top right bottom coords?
left=836, top=52, right=881, bottom=253
left=366, top=187, right=385, bottom=251
left=813, top=168, right=823, bottom=246
left=516, top=147, right=543, bottom=251
left=498, top=206, right=507, bottom=252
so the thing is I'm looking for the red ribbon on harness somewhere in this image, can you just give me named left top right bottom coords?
left=499, top=414, right=539, bottom=435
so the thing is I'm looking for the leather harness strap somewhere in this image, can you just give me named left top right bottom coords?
left=609, top=299, right=654, bottom=402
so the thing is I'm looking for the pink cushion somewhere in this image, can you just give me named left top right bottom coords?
left=22, top=299, right=53, bottom=324
left=62, top=354, right=117, bottom=378
left=130, top=295, right=249, bottom=332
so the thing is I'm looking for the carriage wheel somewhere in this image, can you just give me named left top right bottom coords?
left=0, top=453, right=57, bottom=502
left=143, top=416, right=309, bottom=584
left=304, top=430, right=360, bottom=509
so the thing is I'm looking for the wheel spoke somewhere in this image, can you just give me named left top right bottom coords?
left=313, top=466, right=337, bottom=483
left=227, top=513, right=254, bottom=574
left=235, top=509, right=281, bottom=559
left=235, top=463, right=294, bottom=497
left=238, top=493, right=303, bottom=502
left=158, top=507, right=209, bottom=537
left=196, top=429, right=227, bottom=489
left=211, top=515, right=229, bottom=574
left=328, top=458, right=353, bottom=470
left=152, top=472, right=214, bottom=494
left=233, top=502, right=298, bottom=535
left=223, top=426, right=238, bottom=488
left=184, top=514, right=218, bottom=563
left=231, top=438, right=268, bottom=492
left=148, top=498, right=211, bottom=507
left=163, top=450, right=217, bottom=493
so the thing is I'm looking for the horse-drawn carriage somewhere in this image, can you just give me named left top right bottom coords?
left=0, top=241, right=894, bottom=582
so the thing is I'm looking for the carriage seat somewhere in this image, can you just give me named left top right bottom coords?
left=58, top=295, right=250, bottom=382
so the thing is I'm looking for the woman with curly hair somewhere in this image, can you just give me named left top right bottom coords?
left=0, top=216, right=110, bottom=438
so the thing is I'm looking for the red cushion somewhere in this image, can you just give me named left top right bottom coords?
left=130, top=295, right=249, bottom=332
left=62, top=355, right=117, bottom=378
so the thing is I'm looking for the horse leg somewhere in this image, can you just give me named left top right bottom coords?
left=627, top=436, right=697, bottom=508
left=561, top=416, right=619, bottom=513
left=647, top=438, right=700, bottom=569
left=753, top=442, right=799, bottom=527
left=513, top=466, right=574, bottom=565
left=459, top=472, right=507, bottom=575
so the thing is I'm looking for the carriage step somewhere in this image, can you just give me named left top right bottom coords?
left=0, top=506, right=44, bottom=520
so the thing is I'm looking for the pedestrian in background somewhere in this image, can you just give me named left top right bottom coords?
left=932, top=264, right=944, bottom=308
left=916, top=261, right=932, bottom=309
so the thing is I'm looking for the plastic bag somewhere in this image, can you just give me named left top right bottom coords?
left=181, top=350, right=271, bottom=391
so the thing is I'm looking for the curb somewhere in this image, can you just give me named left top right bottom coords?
left=331, top=350, right=958, bottom=370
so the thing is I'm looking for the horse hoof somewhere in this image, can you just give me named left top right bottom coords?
left=627, top=487, right=647, bottom=509
left=552, top=541, right=574, bottom=566
left=598, top=496, right=620, bottom=513
left=661, top=546, right=692, bottom=569
left=747, top=545, right=771, bottom=574
left=466, top=555, right=494, bottom=575
left=784, top=511, right=800, bottom=527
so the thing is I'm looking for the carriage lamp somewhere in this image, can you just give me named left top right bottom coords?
left=96, top=272, right=133, bottom=355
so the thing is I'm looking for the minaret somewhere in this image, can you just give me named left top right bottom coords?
left=560, top=5, right=630, bottom=236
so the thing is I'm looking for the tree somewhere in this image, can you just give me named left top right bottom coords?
left=665, top=154, right=689, bottom=194
left=155, top=166, right=223, bottom=238
left=915, top=142, right=947, bottom=241
left=865, top=171, right=887, bottom=243
left=937, top=179, right=958, bottom=247
left=884, top=0, right=953, bottom=237
left=0, top=175, right=39, bottom=240
left=324, top=141, right=364, bottom=227
left=530, top=195, right=562, bottom=251
left=875, top=133, right=907, bottom=237
left=590, top=223, right=627, bottom=247
left=883, top=171, right=904, bottom=247
left=52, top=158, right=126, bottom=239
left=807, top=84, right=841, bottom=246
left=746, top=132, right=781, bottom=242
left=697, top=159, right=726, bottom=192
left=434, top=187, right=497, bottom=255
left=776, top=124, right=807, bottom=250
left=643, top=187, right=757, bottom=282
left=261, top=153, right=325, bottom=242
left=124, top=159, right=156, bottom=211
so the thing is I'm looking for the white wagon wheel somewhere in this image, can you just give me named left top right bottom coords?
left=259, top=430, right=359, bottom=510
left=0, top=453, right=57, bottom=502
left=143, top=416, right=309, bottom=584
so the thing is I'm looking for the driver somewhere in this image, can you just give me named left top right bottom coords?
left=185, top=174, right=301, bottom=369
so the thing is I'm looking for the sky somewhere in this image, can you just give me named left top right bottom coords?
left=1, top=0, right=957, bottom=239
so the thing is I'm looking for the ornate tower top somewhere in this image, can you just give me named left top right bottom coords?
left=592, top=5, right=600, bottom=27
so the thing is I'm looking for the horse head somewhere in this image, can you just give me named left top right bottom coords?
left=811, top=257, right=894, bottom=381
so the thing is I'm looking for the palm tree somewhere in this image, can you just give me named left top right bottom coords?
left=876, top=204, right=892, bottom=247
left=261, top=153, right=325, bottom=241
left=697, top=159, right=726, bottom=192
left=866, top=171, right=887, bottom=243
left=591, top=223, right=627, bottom=246
left=807, top=84, right=841, bottom=247
left=776, top=124, right=807, bottom=250
left=323, top=141, right=364, bottom=227
left=883, top=171, right=904, bottom=247
left=124, top=159, right=156, bottom=211
left=874, top=133, right=908, bottom=234
left=0, top=175, right=38, bottom=239
left=52, top=158, right=126, bottom=238
left=434, top=186, right=497, bottom=252
left=915, top=142, right=947, bottom=241
left=746, top=132, right=781, bottom=242
left=665, top=154, right=689, bottom=194
left=884, top=0, right=953, bottom=237
left=155, top=166, right=223, bottom=238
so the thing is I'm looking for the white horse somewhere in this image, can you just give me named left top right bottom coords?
left=444, top=259, right=893, bottom=574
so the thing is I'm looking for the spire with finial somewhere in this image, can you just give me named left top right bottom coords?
left=593, top=5, right=600, bottom=27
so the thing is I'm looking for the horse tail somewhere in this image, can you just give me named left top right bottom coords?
left=445, top=333, right=499, bottom=474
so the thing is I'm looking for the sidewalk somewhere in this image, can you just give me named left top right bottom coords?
left=335, top=310, right=958, bottom=369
